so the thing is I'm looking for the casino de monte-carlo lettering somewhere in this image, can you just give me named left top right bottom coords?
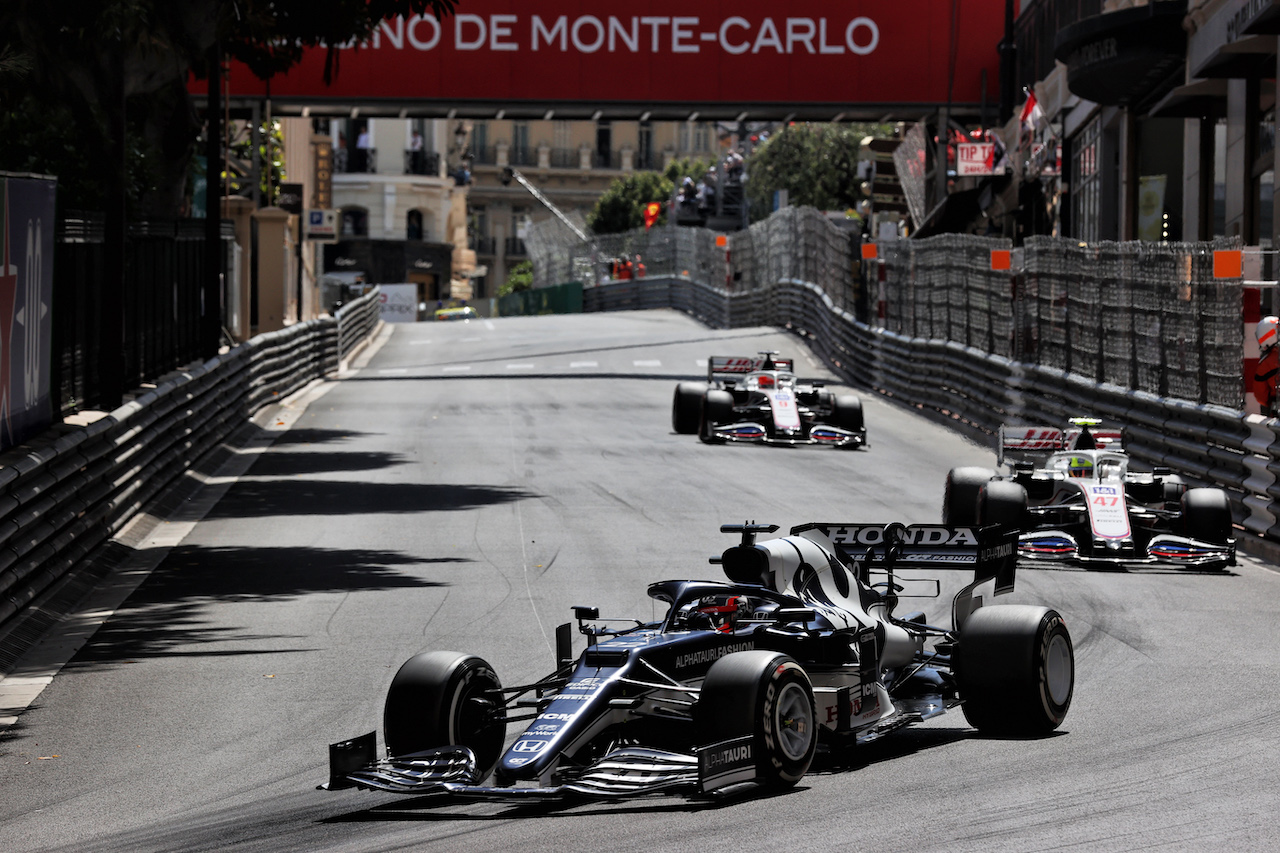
left=353, top=14, right=882, bottom=57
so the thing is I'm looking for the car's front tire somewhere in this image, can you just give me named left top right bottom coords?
left=696, top=651, right=817, bottom=789
left=944, top=467, right=997, bottom=526
left=699, top=389, right=734, bottom=444
left=383, top=651, right=506, bottom=780
left=672, top=381, right=707, bottom=434
left=954, top=606, right=1074, bottom=736
left=1181, top=487, right=1233, bottom=545
left=978, top=480, right=1029, bottom=531
left=832, top=395, right=864, bottom=445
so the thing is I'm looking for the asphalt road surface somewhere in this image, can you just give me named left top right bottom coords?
left=2, top=309, right=1279, bottom=852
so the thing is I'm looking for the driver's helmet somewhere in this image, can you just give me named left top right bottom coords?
left=682, top=594, right=751, bottom=632
left=755, top=374, right=775, bottom=388
left=1067, top=456, right=1094, bottom=478
left=1258, top=316, right=1279, bottom=349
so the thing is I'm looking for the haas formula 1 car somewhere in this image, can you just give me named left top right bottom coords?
left=323, top=521, right=1074, bottom=802
left=672, top=352, right=866, bottom=448
left=943, top=418, right=1236, bottom=569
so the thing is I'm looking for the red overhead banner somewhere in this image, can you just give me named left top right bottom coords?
left=197, top=1, right=1003, bottom=107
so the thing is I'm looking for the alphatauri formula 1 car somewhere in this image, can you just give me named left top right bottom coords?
left=323, top=521, right=1074, bottom=801
left=672, top=352, right=866, bottom=448
left=944, top=419, right=1236, bottom=569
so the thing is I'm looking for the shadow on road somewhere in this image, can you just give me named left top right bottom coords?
left=205, top=481, right=538, bottom=519
left=58, top=545, right=464, bottom=669
left=244, top=450, right=408, bottom=477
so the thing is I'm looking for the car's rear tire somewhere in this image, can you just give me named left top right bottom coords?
left=383, top=651, right=506, bottom=780
left=954, top=606, right=1074, bottom=736
left=696, top=651, right=817, bottom=790
left=978, top=480, right=1029, bottom=531
left=944, top=467, right=996, bottom=526
left=672, top=381, right=706, bottom=434
left=1181, top=487, right=1233, bottom=544
left=699, top=389, right=734, bottom=444
left=832, top=395, right=864, bottom=439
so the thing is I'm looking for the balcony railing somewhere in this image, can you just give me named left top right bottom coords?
left=470, top=235, right=496, bottom=254
left=593, top=149, right=621, bottom=169
left=404, top=150, right=441, bottom=176
left=339, top=147, right=378, bottom=174
left=550, top=147, right=579, bottom=168
left=471, top=146, right=498, bottom=165
left=508, top=146, right=536, bottom=167
left=504, top=236, right=527, bottom=256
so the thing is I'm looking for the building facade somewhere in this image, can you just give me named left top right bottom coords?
left=1011, top=0, right=1277, bottom=248
left=323, top=115, right=722, bottom=303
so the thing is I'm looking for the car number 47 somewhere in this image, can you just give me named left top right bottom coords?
left=1092, top=495, right=1119, bottom=507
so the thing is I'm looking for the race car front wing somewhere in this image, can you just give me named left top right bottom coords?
left=1019, top=530, right=1234, bottom=568
left=708, top=421, right=865, bottom=447
left=323, top=732, right=726, bottom=800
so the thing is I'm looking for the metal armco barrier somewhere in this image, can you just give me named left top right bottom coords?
left=584, top=274, right=1280, bottom=547
left=0, top=288, right=382, bottom=637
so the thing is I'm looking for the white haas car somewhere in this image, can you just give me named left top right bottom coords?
left=672, top=352, right=866, bottom=448
left=943, top=418, right=1236, bottom=569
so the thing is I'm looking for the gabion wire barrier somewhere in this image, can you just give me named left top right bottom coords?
left=1019, top=236, right=1243, bottom=406
left=531, top=204, right=1245, bottom=408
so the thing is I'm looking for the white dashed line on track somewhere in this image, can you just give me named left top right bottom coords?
left=410, top=340, right=433, bottom=345
left=443, top=365, right=471, bottom=373
left=507, top=364, right=535, bottom=370
left=634, top=360, right=661, bottom=367
left=377, top=368, right=408, bottom=375
left=570, top=361, right=598, bottom=368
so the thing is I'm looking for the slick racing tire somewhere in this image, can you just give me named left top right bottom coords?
left=832, top=395, right=864, bottom=439
left=978, top=480, right=1029, bottom=532
left=672, top=381, right=707, bottom=434
left=1181, top=487, right=1233, bottom=545
left=696, top=651, right=817, bottom=790
left=944, top=467, right=997, bottom=527
left=384, top=651, right=506, bottom=780
left=954, top=606, right=1074, bottom=736
left=699, top=389, right=735, bottom=444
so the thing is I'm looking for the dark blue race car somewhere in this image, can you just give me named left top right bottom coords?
left=324, top=521, right=1074, bottom=801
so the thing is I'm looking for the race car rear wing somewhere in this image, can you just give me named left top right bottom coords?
left=790, top=522, right=1016, bottom=596
left=997, top=421, right=1124, bottom=465
left=708, top=354, right=793, bottom=382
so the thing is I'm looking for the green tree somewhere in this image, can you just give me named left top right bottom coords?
left=0, top=1, right=456, bottom=215
left=745, top=123, right=891, bottom=223
left=500, top=260, right=534, bottom=297
left=588, top=171, right=673, bottom=235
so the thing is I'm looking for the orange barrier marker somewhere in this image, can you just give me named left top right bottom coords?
left=1213, top=249, right=1242, bottom=279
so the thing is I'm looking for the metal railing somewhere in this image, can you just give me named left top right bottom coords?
left=0, top=287, right=382, bottom=642
left=404, top=150, right=441, bottom=175
left=53, top=215, right=231, bottom=418
left=550, top=148, right=579, bottom=168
